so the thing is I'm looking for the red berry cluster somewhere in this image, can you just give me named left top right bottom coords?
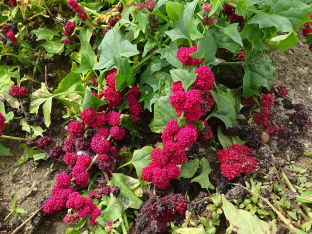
left=66, top=192, right=101, bottom=225
left=96, top=146, right=120, bottom=175
left=253, top=93, right=275, bottom=131
left=218, top=144, right=258, bottom=180
left=125, top=86, right=142, bottom=122
left=303, top=22, right=312, bottom=37
left=134, top=0, right=156, bottom=11
left=49, top=146, right=66, bottom=158
left=142, top=120, right=198, bottom=189
left=198, top=120, right=213, bottom=142
left=68, top=0, right=87, bottom=21
left=63, top=213, right=80, bottom=224
left=238, top=50, right=245, bottom=61
left=202, top=2, right=211, bottom=13
left=176, top=45, right=204, bottom=65
left=0, top=113, right=6, bottom=136
left=8, top=0, right=17, bottom=6
left=202, top=3, right=217, bottom=26
left=89, top=186, right=120, bottom=199
left=134, top=193, right=187, bottom=233
left=102, top=17, right=120, bottom=36
left=277, top=85, right=288, bottom=97
left=241, top=97, right=254, bottom=107
left=8, top=85, right=28, bottom=98
left=36, top=136, right=52, bottom=148
left=72, top=155, right=92, bottom=188
left=63, top=21, right=75, bottom=44
left=223, top=4, right=244, bottom=27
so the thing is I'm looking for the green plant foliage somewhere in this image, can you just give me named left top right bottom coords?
left=191, top=158, right=214, bottom=190
left=179, top=159, right=200, bottom=178
left=0, top=143, right=13, bottom=156
left=13, top=144, right=43, bottom=167
left=81, top=87, right=107, bottom=111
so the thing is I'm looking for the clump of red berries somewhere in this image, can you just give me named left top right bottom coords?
left=177, top=45, right=203, bottom=65
left=36, top=136, right=52, bottom=148
left=9, top=85, right=28, bottom=98
left=0, top=113, right=6, bottom=136
left=277, top=85, right=288, bottom=97
left=89, top=186, right=120, bottom=199
left=8, top=0, right=17, bottom=7
left=63, top=21, right=75, bottom=44
left=218, top=144, right=258, bottom=180
left=241, top=97, right=253, bottom=107
left=238, top=50, right=245, bottom=61
left=68, top=0, right=87, bottom=21
left=223, top=3, right=244, bottom=27
left=2, top=25, right=18, bottom=44
left=49, top=146, right=66, bottom=158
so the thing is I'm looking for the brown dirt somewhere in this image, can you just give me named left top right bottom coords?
left=1, top=30, right=312, bottom=234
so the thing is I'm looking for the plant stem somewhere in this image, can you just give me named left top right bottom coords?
left=80, top=5, right=101, bottom=17
left=11, top=208, right=42, bottom=234
left=28, top=11, right=46, bottom=21
left=188, top=38, right=193, bottom=47
left=0, top=135, right=27, bottom=141
left=42, top=0, right=52, bottom=15
left=252, top=96, right=261, bottom=107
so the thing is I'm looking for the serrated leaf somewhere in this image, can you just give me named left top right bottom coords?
left=249, top=0, right=311, bottom=32
left=31, top=27, right=58, bottom=41
left=166, top=2, right=184, bottom=21
left=94, top=24, right=139, bottom=70
left=150, top=95, right=178, bottom=133
left=81, top=87, right=107, bottom=111
left=209, top=91, right=236, bottom=128
left=114, top=56, right=136, bottom=91
left=191, top=158, right=214, bottom=190
left=222, top=195, right=273, bottom=234
left=120, top=147, right=153, bottom=178
left=191, top=29, right=217, bottom=64
left=13, top=144, right=43, bottom=167
left=268, top=32, right=299, bottom=53
left=179, top=159, right=199, bottom=178
left=241, top=24, right=266, bottom=52
left=166, top=0, right=203, bottom=41
left=170, top=69, right=197, bottom=91
left=0, top=143, right=13, bottom=156
left=41, top=41, right=64, bottom=54
left=108, top=173, right=143, bottom=209
left=243, top=54, right=276, bottom=98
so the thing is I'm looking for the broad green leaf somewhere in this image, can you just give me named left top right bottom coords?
left=98, top=196, right=122, bottom=224
left=170, top=69, right=197, bottom=92
left=133, top=11, right=149, bottom=32
left=108, top=173, right=143, bottom=209
left=292, top=227, right=308, bottom=234
left=0, top=65, right=14, bottom=93
left=211, top=24, right=241, bottom=53
left=243, top=55, right=276, bottom=98
left=192, top=121, right=205, bottom=131
left=223, top=23, right=243, bottom=46
left=120, top=147, right=153, bottom=178
left=81, top=87, right=107, bottom=111
left=0, top=143, right=13, bottom=156
left=222, top=195, right=273, bottom=234
left=94, top=24, right=139, bottom=70
left=142, top=39, right=156, bottom=57
left=16, top=208, right=25, bottom=213
left=20, top=119, right=45, bottom=138
left=41, top=41, right=64, bottom=54
left=120, top=116, right=137, bottom=133
left=31, top=27, right=58, bottom=41
left=179, top=159, right=199, bottom=178
left=217, top=126, right=233, bottom=148
left=166, top=2, right=184, bottom=21
left=122, top=175, right=143, bottom=197
left=33, top=153, right=47, bottom=161
left=232, top=136, right=246, bottom=146
left=241, top=24, right=265, bottom=52
left=175, top=228, right=206, bottom=234
left=191, top=29, right=217, bottom=64
left=209, top=91, right=236, bottom=128
left=13, top=144, right=43, bottom=167
left=66, top=228, right=81, bottom=234
left=249, top=0, right=311, bottom=32
left=191, top=158, right=214, bottom=190
left=114, top=56, right=136, bottom=91
left=236, top=0, right=247, bottom=17
left=42, top=97, right=52, bottom=127
left=156, top=42, right=183, bottom=69
left=209, top=0, right=221, bottom=17
left=53, top=69, right=83, bottom=95
left=268, top=32, right=299, bottom=53
left=139, top=85, right=155, bottom=112
left=150, top=95, right=178, bottom=133
left=166, top=0, right=203, bottom=41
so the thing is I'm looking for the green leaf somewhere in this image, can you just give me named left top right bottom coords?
left=192, top=121, right=205, bottom=131
left=120, top=147, right=153, bottom=178
left=0, top=65, right=14, bottom=93
left=98, top=196, right=123, bottom=224
left=249, top=0, right=311, bottom=32
left=66, top=228, right=81, bottom=234
left=94, top=24, right=139, bottom=70
left=217, top=126, right=233, bottom=148
left=16, top=208, right=25, bottom=213
left=232, top=136, right=246, bottom=146
left=191, top=29, right=217, bottom=64
left=133, top=11, right=149, bottom=32
left=268, top=32, right=299, bottom=53
left=122, top=175, right=143, bottom=197
left=150, top=95, right=178, bottom=133
left=243, top=55, right=276, bottom=98
left=108, top=173, right=143, bottom=209
left=42, top=97, right=52, bottom=127
left=120, top=116, right=137, bottom=133
left=170, top=69, right=197, bottom=92
left=166, top=0, right=203, bottom=41
left=209, top=0, right=221, bottom=17
left=222, top=195, right=272, bottom=234
left=20, top=119, right=45, bottom=138
left=114, top=56, right=136, bottom=91
left=41, top=41, right=64, bottom=54
left=236, top=0, right=247, bottom=17
left=241, top=24, right=265, bottom=52
left=209, top=91, right=236, bottom=128
left=0, top=143, right=13, bottom=156
left=174, top=228, right=206, bottom=234
left=31, top=27, right=58, bottom=41
left=222, top=23, right=243, bottom=46
left=166, top=2, right=184, bottom=21
left=179, top=159, right=199, bottom=178
left=13, top=144, right=43, bottom=167
left=139, top=85, right=155, bottom=111
left=191, top=158, right=214, bottom=190
left=156, top=42, right=182, bottom=69
left=33, top=153, right=47, bottom=161
left=81, top=87, right=107, bottom=111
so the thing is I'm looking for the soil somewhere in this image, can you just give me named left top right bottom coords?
left=1, top=30, right=312, bottom=234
